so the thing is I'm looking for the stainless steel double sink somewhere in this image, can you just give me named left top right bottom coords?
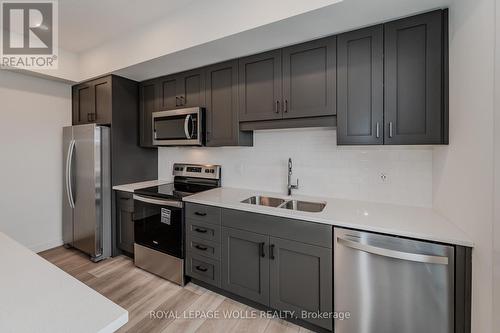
left=241, top=195, right=326, bottom=213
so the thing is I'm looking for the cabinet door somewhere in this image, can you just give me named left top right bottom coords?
left=205, top=60, right=239, bottom=146
left=384, top=10, right=445, bottom=144
left=139, top=79, right=159, bottom=147
left=72, top=83, right=92, bottom=125
left=269, top=237, right=332, bottom=330
left=222, top=227, right=270, bottom=305
left=282, top=36, right=336, bottom=119
left=177, top=69, right=206, bottom=108
left=117, top=194, right=134, bottom=254
left=337, top=25, right=384, bottom=145
left=92, top=77, right=112, bottom=125
left=239, top=50, right=282, bottom=122
left=159, top=75, right=178, bottom=110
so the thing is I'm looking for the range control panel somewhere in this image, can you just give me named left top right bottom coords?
left=173, top=163, right=221, bottom=180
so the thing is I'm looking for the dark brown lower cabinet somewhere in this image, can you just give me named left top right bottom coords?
left=269, top=237, right=332, bottom=330
left=221, top=227, right=270, bottom=305
left=116, top=191, right=134, bottom=254
left=218, top=208, right=333, bottom=331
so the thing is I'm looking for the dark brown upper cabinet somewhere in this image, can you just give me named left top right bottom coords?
left=239, top=50, right=283, bottom=122
left=282, top=36, right=336, bottom=119
left=205, top=60, right=252, bottom=147
left=337, top=25, right=384, bottom=145
left=384, top=10, right=447, bottom=145
left=72, top=76, right=112, bottom=125
left=139, top=79, right=159, bottom=148
left=239, top=37, right=336, bottom=124
left=159, top=69, right=205, bottom=110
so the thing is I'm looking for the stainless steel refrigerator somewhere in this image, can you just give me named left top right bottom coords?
left=63, top=124, right=111, bottom=262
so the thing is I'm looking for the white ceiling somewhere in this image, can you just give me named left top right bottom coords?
left=59, top=0, right=196, bottom=53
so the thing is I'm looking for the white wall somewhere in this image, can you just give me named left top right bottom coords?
left=0, top=70, right=71, bottom=252
left=432, top=0, right=495, bottom=332
left=159, top=128, right=433, bottom=207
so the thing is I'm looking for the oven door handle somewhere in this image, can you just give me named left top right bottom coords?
left=184, top=114, right=193, bottom=139
left=133, top=195, right=183, bottom=208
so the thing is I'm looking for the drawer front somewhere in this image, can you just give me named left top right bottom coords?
left=186, top=252, right=221, bottom=287
left=186, top=235, right=221, bottom=260
left=186, top=219, right=222, bottom=243
left=222, top=209, right=332, bottom=248
left=116, top=191, right=134, bottom=212
left=185, top=203, right=221, bottom=225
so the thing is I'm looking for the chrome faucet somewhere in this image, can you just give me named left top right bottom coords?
left=287, top=158, right=299, bottom=196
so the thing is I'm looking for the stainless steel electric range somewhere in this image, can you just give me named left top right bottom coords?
left=133, top=163, right=221, bottom=285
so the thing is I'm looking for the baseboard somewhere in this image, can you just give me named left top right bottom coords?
left=31, top=239, right=64, bottom=253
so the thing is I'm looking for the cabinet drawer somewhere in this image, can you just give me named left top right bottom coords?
left=186, top=252, right=221, bottom=287
left=116, top=191, right=134, bottom=212
left=185, top=203, right=221, bottom=225
left=186, top=235, right=221, bottom=260
left=186, top=219, right=221, bottom=243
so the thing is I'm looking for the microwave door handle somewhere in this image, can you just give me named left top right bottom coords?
left=184, top=115, right=192, bottom=139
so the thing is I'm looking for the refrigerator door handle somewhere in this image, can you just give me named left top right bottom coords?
left=66, top=139, right=76, bottom=208
left=336, top=236, right=449, bottom=265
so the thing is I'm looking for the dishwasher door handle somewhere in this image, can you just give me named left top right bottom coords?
left=337, top=236, right=449, bottom=265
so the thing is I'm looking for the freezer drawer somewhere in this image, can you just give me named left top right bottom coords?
left=334, top=228, right=454, bottom=333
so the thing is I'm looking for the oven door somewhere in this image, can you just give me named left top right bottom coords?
left=152, top=108, right=204, bottom=146
left=133, top=195, right=184, bottom=258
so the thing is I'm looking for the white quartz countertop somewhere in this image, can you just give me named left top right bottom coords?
left=113, top=179, right=171, bottom=193
left=183, top=187, right=473, bottom=247
left=0, top=232, right=128, bottom=333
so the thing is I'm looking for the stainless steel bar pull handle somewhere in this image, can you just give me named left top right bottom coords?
left=184, top=115, right=193, bottom=139
left=389, top=122, right=394, bottom=138
left=133, top=194, right=183, bottom=208
left=66, top=140, right=76, bottom=208
left=376, top=122, right=380, bottom=138
left=337, top=236, right=449, bottom=265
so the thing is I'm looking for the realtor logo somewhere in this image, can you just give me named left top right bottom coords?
left=1, top=0, right=58, bottom=68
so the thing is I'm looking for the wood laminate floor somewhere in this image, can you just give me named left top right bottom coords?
left=38, top=247, right=312, bottom=333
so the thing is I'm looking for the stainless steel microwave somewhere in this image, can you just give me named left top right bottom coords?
left=152, top=107, right=205, bottom=146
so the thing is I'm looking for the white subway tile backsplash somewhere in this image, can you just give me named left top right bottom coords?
left=158, top=128, right=433, bottom=207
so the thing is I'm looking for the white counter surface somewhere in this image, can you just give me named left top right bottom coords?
left=0, top=232, right=128, bottom=333
left=183, top=187, right=473, bottom=247
left=113, top=179, right=171, bottom=193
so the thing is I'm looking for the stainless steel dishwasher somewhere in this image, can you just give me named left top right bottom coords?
left=334, top=228, right=454, bottom=333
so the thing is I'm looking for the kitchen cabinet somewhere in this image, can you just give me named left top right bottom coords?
left=337, top=10, right=448, bottom=145
left=269, top=237, right=332, bottom=330
left=221, top=227, right=270, bottom=305
left=205, top=60, right=252, bottom=146
left=72, top=76, right=112, bottom=125
left=239, top=50, right=283, bottom=122
left=139, top=79, right=159, bottom=148
left=220, top=208, right=333, bottom=330
left=384, top=10, right=447, bottom=144
left=159, top=69, right=205, bottom=110
left=239, top=37, right=336, bottom=123
left=116, top=191, right=134, bottom=254
left=282, top=36, right=336, bottom=119
left=337, top=25, right=384, bottom=145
